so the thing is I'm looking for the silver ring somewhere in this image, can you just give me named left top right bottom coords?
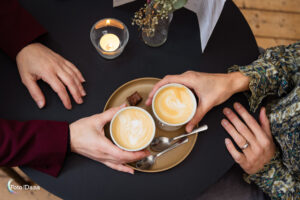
left=241, top=142, right=249, bottom=150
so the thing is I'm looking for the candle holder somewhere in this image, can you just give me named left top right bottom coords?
left=90, top=18, right=129, bottom=59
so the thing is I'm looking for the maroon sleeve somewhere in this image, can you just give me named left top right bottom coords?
left=0, top=119, right=69, bottom=177
left=0, top=0, right=47, bottom=59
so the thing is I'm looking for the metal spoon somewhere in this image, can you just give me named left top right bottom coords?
left=150, top=124, right=208, bottom=152
left=136, top=137, right=189, bottom=170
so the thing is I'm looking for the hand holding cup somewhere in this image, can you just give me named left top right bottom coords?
left=146, top=71, right=250, bottom=132
left=69, top=104, right=149, bottom=174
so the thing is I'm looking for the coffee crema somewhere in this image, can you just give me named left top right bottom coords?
left=154, top=85, right=195, bottom=124
left=111, top=108, right=154, bottom=150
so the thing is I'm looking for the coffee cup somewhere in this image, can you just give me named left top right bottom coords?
left=152, top=83, right=197, bottom=131
left=110, top=106, right=156, bottom=151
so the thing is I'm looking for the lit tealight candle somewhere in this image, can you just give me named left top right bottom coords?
left=99, top=33, right=120, bottom=52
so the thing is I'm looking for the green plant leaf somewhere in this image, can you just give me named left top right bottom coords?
left=173, top=0, right=187, bottom=10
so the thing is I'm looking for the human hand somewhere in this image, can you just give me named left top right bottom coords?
left=16, top=43, right=86, bottom=109
left=146, top=71, right=249, bottom=132
left=69, top=104, right=149, bottom=174
left=222, top=103, right=276, bottom=174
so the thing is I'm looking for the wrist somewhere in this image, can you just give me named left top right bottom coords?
left=69, top=123, right=77, bottom=153
left=227, top=72, right=250, bottom=95
left=67, top=126, right=72, bottom=154
left=16, top=43, right=39, bottom=61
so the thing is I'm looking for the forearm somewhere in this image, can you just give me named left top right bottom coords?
left=0, top=119, right=69, bottom=177
left=227, top=72, right=250, bottom=94
left=0, top=0, right=47, bottom=59
left=228, top=41, right=300, bottom=112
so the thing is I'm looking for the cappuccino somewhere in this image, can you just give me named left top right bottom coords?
left=152, top=83, right=196, bottom=131
left=110, top=107, right=155, bottom=151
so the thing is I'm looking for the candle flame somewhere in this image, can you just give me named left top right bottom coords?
left=106, top=19, right=110, bottom=25
left=107, top=43, right=113, bottom=51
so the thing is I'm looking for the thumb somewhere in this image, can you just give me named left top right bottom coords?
left=104, top=162, right=134, bottom=174
left=22, top=77, right=45, bottom=109
left=97, top=103, right=127, bottom=126
left=145, top=79, right=170, bottom=106
left=259, top=107, right=271, bottom=137
left=186, top=102, right=208, bottom=132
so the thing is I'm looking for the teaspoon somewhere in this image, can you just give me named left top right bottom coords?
left=136, top=137, right=189, bottom=170
left=150, top=124, right=208, bottom=152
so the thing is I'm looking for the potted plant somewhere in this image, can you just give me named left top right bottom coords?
left=132, top=0, right=188, bottom=47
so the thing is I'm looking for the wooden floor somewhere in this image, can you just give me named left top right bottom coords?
left=0, top=1, right=299, bottom=200
left=233, top=0, right=300, bottom=48
left=0, top=168, right=60, bottom=200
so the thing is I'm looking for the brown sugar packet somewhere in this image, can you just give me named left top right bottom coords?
left=127, top=91, right=143, bottom=106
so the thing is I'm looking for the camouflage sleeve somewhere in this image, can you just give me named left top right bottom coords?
left=228, top=41, right=300, bottom=112
left=243, top=151, right=300, bottom=200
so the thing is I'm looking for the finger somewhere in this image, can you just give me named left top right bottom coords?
left=233, top=102, right=264, bottom=139
left=100, top=135, right=149, bottom=163
left=63, top=66, right=86, bottom=96
left=225, top=138, right=247, bottom=166
left=185, top=101, right=207, bottom=132
left=146, top=74, right=195, bottom=106
left=22, top=77, right=46, bottom=109
left=259, top=107, right=272, bottom=138
left=57, top=70, right=83, bottom=104
left=96, top=103, right=127, bottom=126
left=221, top=119, right=249, bottom=152
left=223, top=107, right=256, bottom=144
left=104, top=162, right=134, bottom=174
left=43, top=75, right=72, bottom=109
left=102, top=137, right=149, bottom=163
left=64, top=60, right=85, bottom=82
left=145, top=76, right=175, bottom=106
left=109, top=148, right=149, bottom=163
left=146, top=71, right=200, bottom=106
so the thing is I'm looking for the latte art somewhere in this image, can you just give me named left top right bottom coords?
left=111, top=108, right=154, bottom=150
left=154, top=85, right=195, bottom=124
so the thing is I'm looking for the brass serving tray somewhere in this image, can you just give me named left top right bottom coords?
left=104, top=77, right=198, bottom=173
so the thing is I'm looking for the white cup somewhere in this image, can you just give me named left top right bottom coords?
left=110, top=106, right=156, bottom=151
left=152, top=83, right=197, bottom=131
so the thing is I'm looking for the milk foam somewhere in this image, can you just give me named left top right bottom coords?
left=112, top=108, right=154, bottom=150
left=166, top=95, right=186, bottom=109
left=154, top=86, right=195, bottom=124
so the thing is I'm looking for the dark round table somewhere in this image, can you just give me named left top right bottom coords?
left=0, top=0, right=259, bottom=199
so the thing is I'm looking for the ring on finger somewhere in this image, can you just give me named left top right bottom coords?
left=241, top=142, right=249, bottom=150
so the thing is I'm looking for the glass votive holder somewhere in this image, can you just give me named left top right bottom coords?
left=90, top=18, right=129, bottom=59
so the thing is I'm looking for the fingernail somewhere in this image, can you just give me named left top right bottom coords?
left=225, top=138, right=230, bottom=145
left=37, top=101, right=44, bottom=109
left=234, top=102, right=241, bottom=109
left=120, top=103, right=127, bottom=108
left=223, top=108, right=230, bottom=115
left=82, top=89, right=86, bottom=96
left=221, top=119, right=228, bottom=126
left=145, top=99, right=150, bottom=105
left=129, top=171, right=134, bottom=175
left=187, top=126, right=193, bottom=132
left=78, top=98, right=83, bottom=104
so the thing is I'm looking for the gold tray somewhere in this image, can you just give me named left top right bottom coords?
left=104, top=77, right=198, bottom=173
